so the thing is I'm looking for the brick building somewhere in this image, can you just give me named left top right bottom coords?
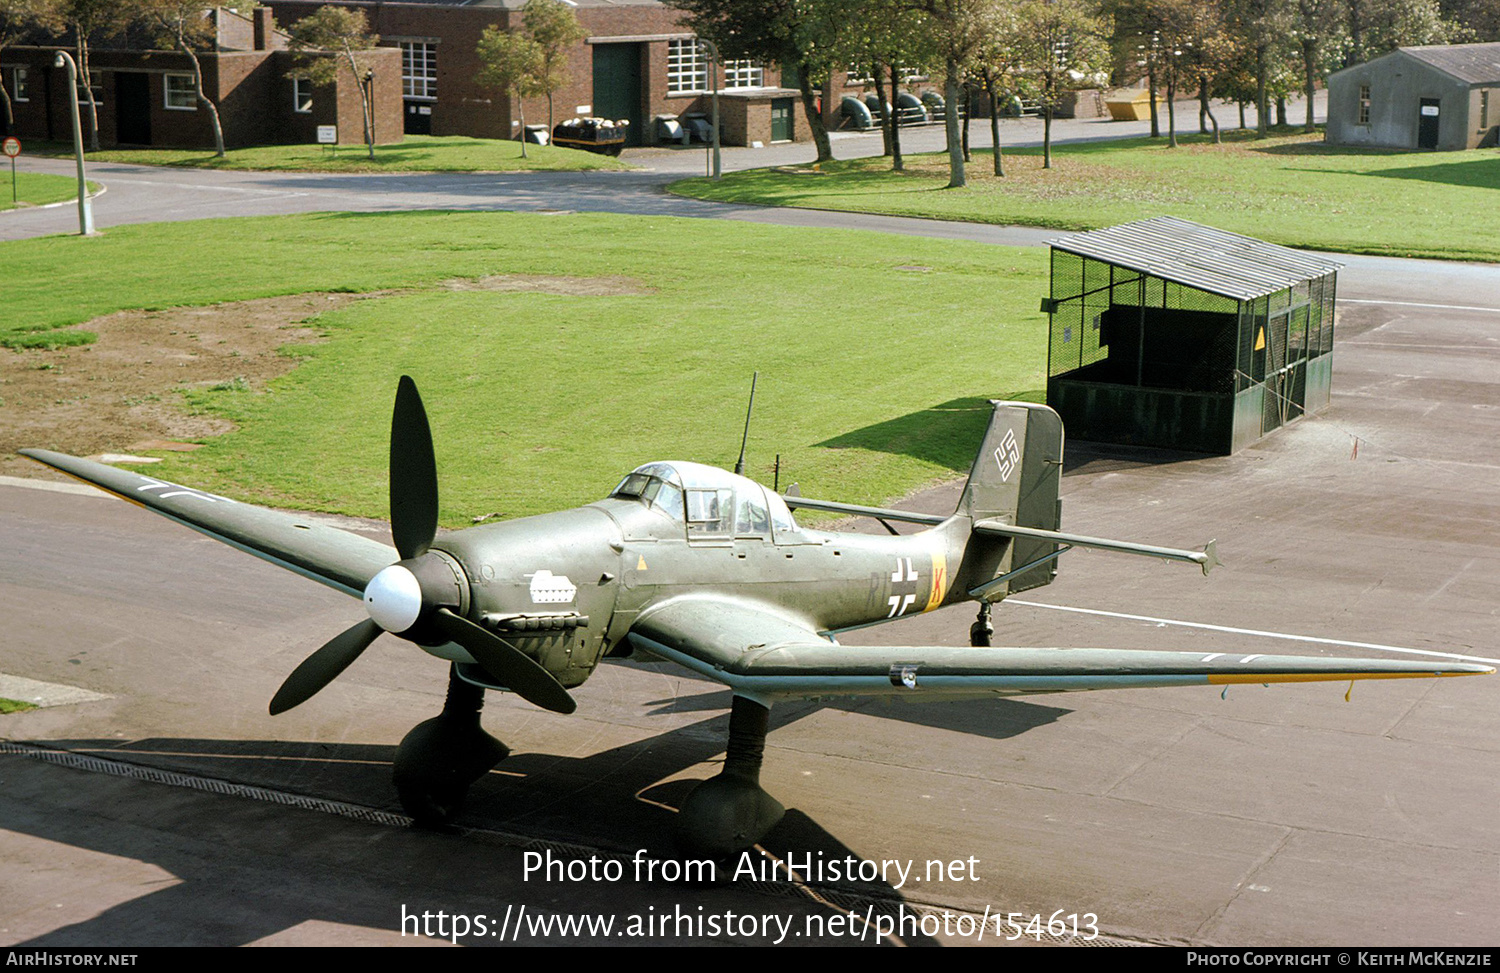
left=0, top=8, right=400, bottom=149
left=265, top=0, right=809, bottom=146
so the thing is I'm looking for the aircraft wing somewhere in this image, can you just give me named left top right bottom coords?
left=627, top=597, right=1492, bottom=703
left=20, top=450, right=395, bottom=598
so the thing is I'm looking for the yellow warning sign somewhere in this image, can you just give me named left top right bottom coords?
left=637, top=555, right=648, bottom=571
left=1255, top=326, right=1266, bottom=351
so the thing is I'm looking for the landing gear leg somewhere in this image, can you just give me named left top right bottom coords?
left=675, top=695, right=785, bottom=860
left=393, top=665, right=511, bottom=826
left=970, top=601, right=994, bottom=647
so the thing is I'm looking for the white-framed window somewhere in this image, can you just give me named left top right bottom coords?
left=723, top=59, right=763, bottom=89
left=668, top=38, right=707, bottom=94
left=77, top=69, right=103, bottom=103
left=846, top=64, right=873, bottom=86
left=1357, top=83, right=1370, bottom=125
left=164, top=73, right=196, bottom=110
left=400, top=41, right=436, bottom=100
left=898, top=65, right=928, bottom=84
left=8, top=66, right=29, bottom=103
left=293, top=76, right=313, bottom=113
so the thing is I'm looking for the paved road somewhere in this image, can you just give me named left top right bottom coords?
left=0, top=93, right=1323, bottom=244
left=6, top=86, right=1500, bottom=948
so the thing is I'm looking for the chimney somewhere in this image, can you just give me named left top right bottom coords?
left=254, top=7, right=274, bottom=51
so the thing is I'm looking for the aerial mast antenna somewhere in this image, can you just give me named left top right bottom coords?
left=733, top=372, right=758, bottom=476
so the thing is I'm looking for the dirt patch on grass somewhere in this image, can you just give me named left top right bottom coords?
left=439, top=273, right=650, bottom=297
left=1, top=275, right=649, bottom=479
left=0, top=293, right=363, bottom=479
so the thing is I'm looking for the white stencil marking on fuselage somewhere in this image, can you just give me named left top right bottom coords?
left=528, top=570, right=577, bottom=604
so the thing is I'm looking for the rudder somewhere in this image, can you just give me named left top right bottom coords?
left=956, top=402, right=1064, bottom=594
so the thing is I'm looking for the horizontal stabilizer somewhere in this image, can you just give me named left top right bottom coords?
left=974, top=519, right=1219, bottom=575
left=783, top=494, right=944, bottom=526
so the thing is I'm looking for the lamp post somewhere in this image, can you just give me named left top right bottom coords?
left=698, top=38, right=721, bottom=180
left=53, top=50, right=93, bottom=235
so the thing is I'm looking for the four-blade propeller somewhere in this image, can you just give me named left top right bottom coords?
left=269, top=376, right=577, bottom=717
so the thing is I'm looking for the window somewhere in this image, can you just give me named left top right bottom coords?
left=293, top=76, right=313, bottom=114
left=723, top=59, right=763, bottom=89
left=845, top=64, right=873, bottom=86
left=401, top=41, right=437, bottom=100
left=8, top=66, right=29, bottom=103
left=668, top=38, right=706, bottom=94
left=1358, top=83, right=1370, bottom=125
left=1482, top=90, right=1490, bottom=131
left=165, top=74, right=196, bottom=110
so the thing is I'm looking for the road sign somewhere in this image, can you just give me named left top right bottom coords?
left=3, top=136, right=19, bottom=205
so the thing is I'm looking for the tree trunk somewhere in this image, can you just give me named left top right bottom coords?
left=1166, top=74, right=1177, bottom=147
left=1255, top=45, right=1267, bottom=138
left=184, top=47, right=225, bottom=158
left=1302, top=39, right=1317, bottom=132
left=1276, top=95, right=1286, bottom=126
left=516, top=89, right=528, bottom=158
left=872, top=63, right=892, bottom=157
left=1043, top=104, right=1054, bottom=168
left=961, top=80, right=971, bottom=163
left=984, top=68, right=1003, bottom=177
left=888, top=62, right=903, bottom=172
left=796, top=69, right=832, bottom=164
left=1148, top=64, right=1159, bottom=138
left=77, top=37, right=99, bottom=151
left=1200, top=77, right=1220, bottom=143
left=1238, top=100, right=1246, bottom=129
left=1199, top=83, right=1208, bottom=134
left=943, top=61, right=964, bottom=188
left=0, top=81, right=12, bottom=130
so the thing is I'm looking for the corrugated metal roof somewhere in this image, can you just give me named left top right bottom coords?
left=1050, top=217, right=1342, bottom=302
left=1401, top=43, right=1500, bottom=86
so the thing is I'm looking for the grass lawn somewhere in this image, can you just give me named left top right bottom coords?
left=27, top=134, right=632, bottom=173
left=671, top=129, right=1500, bottom=262
left=0, top=698, right=38, bottom=714
left=2, top=211, right=1049, bottom=520
left=0, top=171, right=94, bottom=211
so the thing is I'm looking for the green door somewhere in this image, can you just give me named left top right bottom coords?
left=770, top=98, right=793, bottom=142
left=592, top=43, right=643, bottom=146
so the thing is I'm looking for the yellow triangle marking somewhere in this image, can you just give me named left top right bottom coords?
left=637, top=555, right=648, bottom=571
left=1255, top=326, right=1266, bottom=351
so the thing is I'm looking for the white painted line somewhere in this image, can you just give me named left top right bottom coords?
left=1007, top=599, right=1500, bottom=666
left=0, top=673, right=111, bottom=707
left=1341, top=298, right=1500, bottom=314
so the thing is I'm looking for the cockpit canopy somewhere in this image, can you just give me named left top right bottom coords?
left=609, top=461, right=797, bottom=537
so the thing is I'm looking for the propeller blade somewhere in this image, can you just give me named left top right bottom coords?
left=433, top=608, right=577, bottom=715
left=390, top=375, right=439, bottom=561
left=269, top=618, right=383, bottom=715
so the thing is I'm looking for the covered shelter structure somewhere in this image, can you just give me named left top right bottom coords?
left=1044, top=217, right=1341, bottom=454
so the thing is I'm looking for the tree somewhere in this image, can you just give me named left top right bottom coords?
left=912, top=0, right=1001, bottom=188
left=841, top=0, right=935, bottom=171
left=475, top=23, right=544, bottom=157
left=1012, top=0, right=1110, bottom=168
left=664, top=0, right=851, bottom=164
left=0, top=0, right=59, bottom=132
left=519, top=0, right=586, bottom=133
left=1223, top=0, right=1293, bottom=136
left=1289, top=0, right=1341, bottom=131
left=62, top=0, right=128, bottom=150
left=289, top=6, right=381, bottom=160
left=139, top=1, right=250, bottom=157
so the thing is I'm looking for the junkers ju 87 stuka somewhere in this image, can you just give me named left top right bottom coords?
left=23, top=377, right=1491, bottom=857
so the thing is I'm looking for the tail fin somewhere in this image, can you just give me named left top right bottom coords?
left=957, top=402, right=1064, bottom=595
